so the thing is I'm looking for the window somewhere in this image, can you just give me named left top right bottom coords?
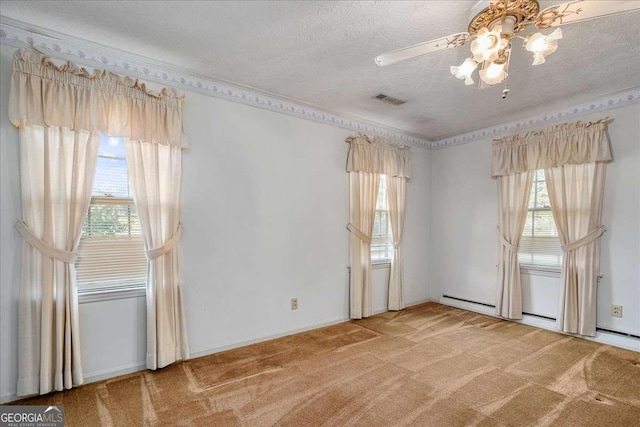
left=75, top=136, right=147, bottom=293
left=519, top=169, right=563, bottom=267
left=371, top=175, right=393, bottom=262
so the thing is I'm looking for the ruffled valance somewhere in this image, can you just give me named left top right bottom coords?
left=346, top=135, right=412, bottom=178
left=9, top=48, right=185, bottom=147
left=491, top=118, right=611, bottom=177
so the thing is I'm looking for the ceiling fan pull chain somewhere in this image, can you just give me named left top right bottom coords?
left=502, top=83, right=510, bottom=100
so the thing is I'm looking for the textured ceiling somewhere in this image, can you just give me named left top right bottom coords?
left=1, top=1, right=639, bottom=141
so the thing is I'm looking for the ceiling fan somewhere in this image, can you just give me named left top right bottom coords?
left=375, top=0, right=640, bottom=98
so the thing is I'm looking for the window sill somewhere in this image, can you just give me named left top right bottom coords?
left=520, top=264, right=561, bottom=278
left=372, top=261, right=391, bottom=269
left=347, top=261, right=391, bottom=271
left=78, top=285, right=146, bottom=304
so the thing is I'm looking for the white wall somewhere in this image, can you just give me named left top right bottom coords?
left=430, top=104, right=640, bottom=336
left=78, top=296, right=147, bottom=377
left=403, top=147, right=432, bottom=306
left=0, top=44, right=431, bottom=402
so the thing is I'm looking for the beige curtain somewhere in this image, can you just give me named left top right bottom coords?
left=496, top=171, right=533, bottom=319
left=491, top=119, right=611, bottom=335
left=546, top=163, right=607, bottom=336
left=346, top=135, right=411, bottom=318
left=346, top=135, right=412, bottom=178
left=9, top=48, right=186, bottom=395
left=492, top=120, right=611, bottom=177
left=9, top=49, right=184, bottom=147
left=15, top=125, right=99, bottom=396
left=126, top=141, right=189, bottom=368
left=348, top=172, right=379, bottom=319
left=387, top=176, right=407, bottom=311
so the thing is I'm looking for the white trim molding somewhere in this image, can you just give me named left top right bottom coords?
left=2, top=16, right=638, bottom=152
left=431, top=87, right=640, bottom=150
left=190, top=315, right=351, bottom=360
left=0, top=16, right=430, bottom=149
left=439, top=295, right=640, bottom=352
left=82, top=362, right=148, bottom=387
left=1, top=360, right=146, bottom=403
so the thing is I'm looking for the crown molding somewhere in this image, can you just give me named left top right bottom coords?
left=430, top=87, right=640, bottom=150
left=0, top=16, right=430, bottom=149
left=3, top=16, right=637, bottom=152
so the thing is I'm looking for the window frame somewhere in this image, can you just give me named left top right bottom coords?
left=76, top=136, right=147, bottom=302
left=371, top=174, right=393, bottom=264
left=519, top=169, right=562, bottom=273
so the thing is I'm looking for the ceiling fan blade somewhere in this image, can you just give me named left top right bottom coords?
left=374, top=32, right=470, bottom=66
left=536, top=0, right=640, bottom=28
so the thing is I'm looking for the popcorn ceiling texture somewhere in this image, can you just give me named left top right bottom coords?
left=1, top=1, right=639, bottom=141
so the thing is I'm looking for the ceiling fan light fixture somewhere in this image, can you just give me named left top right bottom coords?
left=479, top=60, right=508, bottom=85
left=524, top=27, right=563, bottom=65
left=470, top=26, right=507, bottom=62
left=374, top=0, right=640, bottom=97
left=492, top=16, right=517, bottom=37
left=450, top=57, right=478, bottom=85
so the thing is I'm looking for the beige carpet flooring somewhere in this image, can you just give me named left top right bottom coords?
left=13, top=302, right=640, bottom=426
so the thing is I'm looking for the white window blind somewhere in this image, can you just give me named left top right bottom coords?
left=372, top=175, right=392, bottom=262
left=519, top=170, right=563, bottom=267
left=75, top=136, right=147, bottom=292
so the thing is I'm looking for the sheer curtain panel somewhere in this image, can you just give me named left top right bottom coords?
left=346, top=135, right=411, bottom=318
left=387, top=176, right=407, bottom=311
left=9, top=48, right=187, bottom=396
left=546, top=163, right=607, bottom=336
left=15, top=126, right=99, bottom=396
left=491, top=119, right=611, bottom=335
left=496, top=171, right=533, bottom=319
left=348, top=172, right=380, bottom=319
left=126, top=141, right=188, bottom=368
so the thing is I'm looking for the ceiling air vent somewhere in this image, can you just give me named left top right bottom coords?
left=373, top=93, right=406, bottom=106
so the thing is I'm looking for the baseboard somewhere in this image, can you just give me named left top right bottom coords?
left=0, top=392, right=17, bottom=405
left=439, top=296, right=640, bottom=352
left=372, top=298, right=434, bottom=315
left=1, top=316, right=352, bottom=404
left=190, top=315, right=350, bottom=359
left=589, top=329, right=640, bottom=351
left=192, top=299, right=436, bottom=359
left=439, top=296, right=496, bottom=317
left=406, top=298, right=434, bottom=307
left=192, top=299, right=435, bottom=360
left=82, top=362, right=148, bottom=385
left=0, top=361, right=149, bottom=404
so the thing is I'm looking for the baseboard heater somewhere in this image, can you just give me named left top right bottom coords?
left=442, top=294, right=640, bottom=340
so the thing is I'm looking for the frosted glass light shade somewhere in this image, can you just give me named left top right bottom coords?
left=479, top=61, right=508, bottom=85
left=525, top=28, right=563, bottom=65
left=471, top=26, right=508, bottom=62
left=450, top=58, right=478, bottom=85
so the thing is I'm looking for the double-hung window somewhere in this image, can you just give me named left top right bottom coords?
left=519, top=169, right=562, bottom=267
left=371, top=175, right=393, bottom=262
left=75, top=136, right=147, bottom=294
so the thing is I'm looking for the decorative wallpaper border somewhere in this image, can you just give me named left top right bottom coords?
left=2, top=16, right=638, bottom=151
left=430, top=87, right=640, bottom=150
left=0, top=17, right=430, bottom=149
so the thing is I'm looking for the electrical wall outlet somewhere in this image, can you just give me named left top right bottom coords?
left=611, top=305, right=622, bottom=318
left=291, top=298, right=298, bottom=310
